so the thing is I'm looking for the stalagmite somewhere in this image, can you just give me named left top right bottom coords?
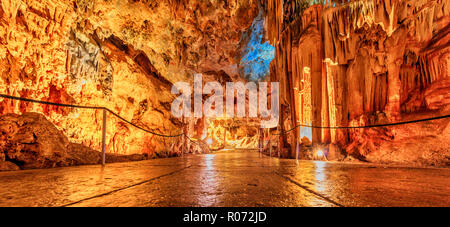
left=0, top=0, right=261, bottom=169
left=264, top=0, right=450, bottom=165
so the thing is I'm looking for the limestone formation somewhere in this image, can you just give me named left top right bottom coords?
left=0, top=112, right=150, bottom=170
left=264, top=0, right=450, bottom=165
left=0, top=0, right=259, bottom=158
left=0, top=0, right=448, bottom=168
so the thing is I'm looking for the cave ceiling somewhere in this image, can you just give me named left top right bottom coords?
left=74, top=0, right=265, bottom=84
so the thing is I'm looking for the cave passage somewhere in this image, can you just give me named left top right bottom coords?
left=0, top=0, right=449, bottom=207
left=1, top=150, right=449, bottom=207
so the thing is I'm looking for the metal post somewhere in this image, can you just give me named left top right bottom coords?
left=101, top=109, right=107, bottom=166
left=223, top=127, right=226, bottom=148
left=297, top=126, right=301, bottom=161
left=268, top=129, right=272, bottom=158
left=181, top=117, right=185, bottom=157
left=259, top=142, right=261, bottom=157
left=260, top=129, right=262, bottom=156
left=296, top=140, right=299, bottom=161
left=258, top=130, right=262, bottom=158
left=269, top=141, right=272, bottom=157
left=181, top=137, right=184, bottom=157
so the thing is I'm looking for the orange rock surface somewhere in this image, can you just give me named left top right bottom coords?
left=0, top=0, right=258, bottom=157
left=265, top=0, right=450, bottom=165
left=0, top=0, right=448, bottom=167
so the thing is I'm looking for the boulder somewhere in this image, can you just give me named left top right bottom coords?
left=0, top=112, right=148, bottom=170
left=301, top=136, right=312, bottom=146
left=0, top=112, right=73, bottom=169
left=0, top=161, right=20, bottom=171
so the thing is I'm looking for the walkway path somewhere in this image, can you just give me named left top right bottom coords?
left=0, top=150, right=449, bottom=207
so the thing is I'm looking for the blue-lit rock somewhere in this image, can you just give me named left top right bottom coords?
left=239, top=10, right=275, bottom=82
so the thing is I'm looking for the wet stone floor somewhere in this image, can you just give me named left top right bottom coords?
left=0, top=150, right=449, bottom=207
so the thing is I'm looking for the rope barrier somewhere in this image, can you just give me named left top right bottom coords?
left=104, top=109, right=184, bottom=138
left=0, top=94, right=184, bottom=138
left=272, top=114, right=450, bottom=136
left=0, top=93, right=217, bottom=166
left=0, top=94, right=104, bottom=110
left=5, top=93, right=448, bottom=141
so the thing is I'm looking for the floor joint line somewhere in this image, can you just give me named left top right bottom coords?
left=274, top=171, right=345, bottom=207
left=60, top=165, right=192, bottom=207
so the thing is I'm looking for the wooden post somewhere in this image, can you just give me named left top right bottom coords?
left=101, top=109, right=107, bottom=166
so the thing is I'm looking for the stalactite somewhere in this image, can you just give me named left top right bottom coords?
left=265, top=0, right=450, bottom=162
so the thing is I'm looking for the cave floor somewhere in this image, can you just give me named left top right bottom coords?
left=0, top=150, right=449, bottom=207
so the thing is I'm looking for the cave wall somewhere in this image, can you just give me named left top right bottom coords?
left=0, top=0, right=259, bottom=156
left=265, top=0, right=450, bottom=165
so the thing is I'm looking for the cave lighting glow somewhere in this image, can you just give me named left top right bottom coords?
left=316, top=149, right=324, bottom=158
left=300, top=127, right=313, bottom=141
left=239, top=10, right=275, bottom=82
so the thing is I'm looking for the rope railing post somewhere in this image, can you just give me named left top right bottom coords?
left=258, top=140, right=261, bottom=157
left=268, top=130, right=272, bottom=158
left=258, top=129, right=262, bottom=158
left=101, top=108, right=107, bottom=166
left=223, top=127, right=227, bottom=148
left=2, top=93, right=450, bottom=162
left=181, top=135, right=184, bottom=157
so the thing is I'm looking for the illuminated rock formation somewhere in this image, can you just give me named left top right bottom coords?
left=0, top=112, right=148, bottom=170
left=0, top=0, right=259, bottom=158
left=265, top=0, right=450, bottom=165
left=204, top=118, right=260, bottom=149
left=1, top=0, right=448, bottom=167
